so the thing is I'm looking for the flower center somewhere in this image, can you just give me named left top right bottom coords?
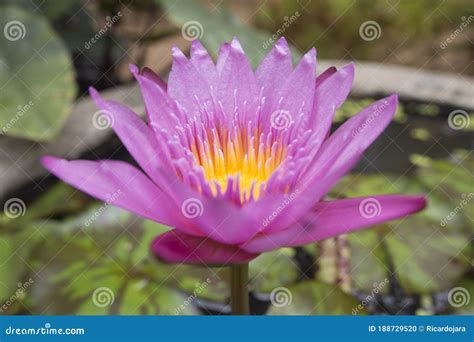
left=190, top=127, right=286, bottom=200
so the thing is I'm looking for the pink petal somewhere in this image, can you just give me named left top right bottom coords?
left=89, top=87, right=166, bottom=184
left=316, top=66, right=337, bottom=84
left=263, top=95, right=398, bottom=234
left=141, top=66, right=167, bottom=91
left=129, top=65, right=184, bottom=132
left=263, top=48, right=316, bottom=131
left=190, top=40, right=218, bottom=86
left=216, top=38, right=258, bottom=122
left=41, top=157, right=202, bottom=236
left=152, top=230, right=258, bottom=265
left=307, top=63, right=354, bottom=136
left=255, top=38, right=293, bottom=118
left=153, top=169, right=278, bottom=245
left=316, top=94, right=398, bottom=179
left=242, top=195, right=427, bottom=253
left=167, top=47, right=215, bottom=117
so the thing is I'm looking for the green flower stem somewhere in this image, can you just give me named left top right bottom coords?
left=230, top=263, right=250, bottom=315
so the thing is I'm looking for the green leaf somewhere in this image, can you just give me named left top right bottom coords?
left=267, top=280, right=363, bottom=315
left=0, top=228, right=43, bottom=304
left=250, top=248, right=299, bottom=293
left=0, top=5, right=76, bottom=141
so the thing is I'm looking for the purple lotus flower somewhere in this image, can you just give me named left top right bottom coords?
left=41, top=38, right=426, bottom=265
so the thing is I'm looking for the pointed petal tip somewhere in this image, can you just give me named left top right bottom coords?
left=230, top=37, right=244, bottom=53
left=88, top=86, right=99, bottom=98
left=88, top=86, right=105, bottom=107
left=274, top=37, right=290, bottom=55
left=342, top=62, right=355, bottom=73
left=301, top=47, right=316, bottom=64
left=389, top=94, right=399, bottom=104
left=171, top=46, right=188, bottom=64
left=411, top=194, right=428, bottom=211
left=40, top=155, right=63, bottom=171
left=128, top=64, right=139, bottom=75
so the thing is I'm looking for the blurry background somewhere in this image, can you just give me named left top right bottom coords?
left=0, top=0, right=472, bottom=315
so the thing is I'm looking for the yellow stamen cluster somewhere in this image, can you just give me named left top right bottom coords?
left=190, top=128, right=286, bottom=200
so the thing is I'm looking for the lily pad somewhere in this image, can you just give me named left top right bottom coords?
left=267, top=280, right=363, bottom=315
left=250, top=248, right=299, bottom=293
left=0, top=5, right=76, bottom=141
